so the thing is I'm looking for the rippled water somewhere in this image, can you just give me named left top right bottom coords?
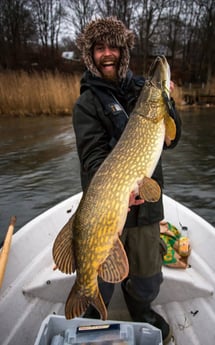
left=0, top=109, right=214, bottom=244
left=0, top=116, right=81, bottom=244
left=162, top=108, right=215, bottom=225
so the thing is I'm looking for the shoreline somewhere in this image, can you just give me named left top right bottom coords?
left=0, top=103, right=214, bottom=117
left=177, top=103, right=215, bottom=111
left=0, top=111, right=72, bottom=118
left=1, top=71, right=214, bottom=117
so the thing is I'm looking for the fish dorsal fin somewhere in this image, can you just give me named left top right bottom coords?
left=139, top=176, right=161, bottom=202
left=52, top=215, right=76, bottom=274
left=98, top=238, right=129, bottom=283
left=164, top=113, right=176, bottom=140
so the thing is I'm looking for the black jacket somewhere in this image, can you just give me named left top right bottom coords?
left=73, top=70, right=181, bottom=226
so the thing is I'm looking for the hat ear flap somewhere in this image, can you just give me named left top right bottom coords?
left=118, top=46, right=130, bottom=79
left=84, top=48, right=102, bottom=78
left=126, top=31, right=135, bottom=50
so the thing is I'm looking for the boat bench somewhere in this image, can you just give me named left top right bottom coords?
left=156, top=249, right=215, bottom=304
left=23, top=246, right=214, bottom=309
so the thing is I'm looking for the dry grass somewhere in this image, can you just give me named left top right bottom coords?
left=1, top=70, right=214, bottom=116
left=0, top=71, right=81, bottom=116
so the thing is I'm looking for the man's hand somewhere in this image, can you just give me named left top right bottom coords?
left=165, top=135, right=172, bottom=147
left=170, top=80, right=174, bottom=93
left=128, top=191, right=144, bottom=212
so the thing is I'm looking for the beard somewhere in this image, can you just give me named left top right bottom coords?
left=96, top=56, right=120, bottom=81
left=101, top=68, right=118, bottom=80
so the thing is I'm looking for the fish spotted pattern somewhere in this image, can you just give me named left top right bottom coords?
left=53, top=55, right=176, bottom=320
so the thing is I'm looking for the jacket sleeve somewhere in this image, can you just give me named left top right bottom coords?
left=72, top=90, right=111, bottom=190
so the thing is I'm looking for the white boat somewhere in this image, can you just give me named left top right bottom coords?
left=0, top=192, right=214, bottom=345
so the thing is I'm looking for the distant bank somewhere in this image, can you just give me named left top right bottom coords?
left=0, top=71, right=215, bottom=116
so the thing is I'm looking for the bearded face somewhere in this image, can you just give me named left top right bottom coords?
left=93, top=42, right=121, bottom=80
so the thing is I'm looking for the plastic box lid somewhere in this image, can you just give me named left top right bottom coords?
left=34, top=315, right=162, bottom=345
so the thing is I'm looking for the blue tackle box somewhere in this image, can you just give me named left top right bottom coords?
left=34, top=315, right=163, bottom=345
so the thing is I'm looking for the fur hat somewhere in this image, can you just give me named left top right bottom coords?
left=76, top=17, right=135, bottom=79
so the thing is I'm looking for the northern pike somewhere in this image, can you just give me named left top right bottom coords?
left=52, top=55, right=176, bottom=320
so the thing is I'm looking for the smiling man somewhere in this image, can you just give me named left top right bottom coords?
left=93, top=42, right=121, bottom=80
left=72, top=17, right=181, bottom=344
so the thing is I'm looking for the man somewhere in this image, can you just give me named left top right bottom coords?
left=73, top=17, right=181, bottom=344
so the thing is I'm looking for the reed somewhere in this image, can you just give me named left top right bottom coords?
left=1, top=70, right=214, bottom=116
left=0, top=71, right=81, bottom=116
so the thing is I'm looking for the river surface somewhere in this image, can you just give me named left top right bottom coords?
left=0, top=108, right=214, bottom=244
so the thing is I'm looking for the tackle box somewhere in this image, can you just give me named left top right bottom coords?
left=34, top=315, right=163, bottom=345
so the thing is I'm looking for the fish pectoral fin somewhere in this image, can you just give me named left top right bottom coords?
left=65, top=282, right=107, bottom=320
left=164, top=113, right=176, bottom=141
left=52, top=214, right=76, bottom=274
left=139, top=176, right=161, bottom=202
left=98, top=238, right=129, bottom=283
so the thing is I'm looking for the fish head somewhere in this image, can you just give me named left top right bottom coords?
left=145, top=55, right=176, bottom=140
left=133, top=55, right=171, bottom=119
left=148, top=55, right=170, bottom=97
left=133, top=55, right=175, bottom=134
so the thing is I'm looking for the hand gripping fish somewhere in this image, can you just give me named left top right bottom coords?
left=53, top=55, right=176, bottom=320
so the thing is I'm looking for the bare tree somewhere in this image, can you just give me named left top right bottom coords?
left=0, top=0, right=214, bottom=81
left=134, top=0, right=167, bottom=73
left=162, top=0, right=184, bottom=67
left=181, top=1, right=202, bottom=61
left=65, top=0, right=95, bottom=35
left=31, top=0, right=64, bottom=50
left=0, top=0, right=36, bottom=68
left=95, top=0, right=138, bottom=27
left=197, top=0, right=215, bottom=85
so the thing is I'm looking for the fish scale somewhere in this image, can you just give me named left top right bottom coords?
left=53, top=55, right=176, bottom=320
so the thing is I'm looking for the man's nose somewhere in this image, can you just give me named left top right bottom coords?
left=103, top=47, right=113, bottom=55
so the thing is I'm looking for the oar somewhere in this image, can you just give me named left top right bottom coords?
left=0, top=216, right=16, bottom=289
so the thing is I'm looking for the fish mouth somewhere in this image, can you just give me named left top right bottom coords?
left=148, top=55, right=170, bottom=94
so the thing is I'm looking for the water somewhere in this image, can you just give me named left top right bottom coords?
left=0, top=116, right=81, bottom=244
left=162, top=108, right=215, bottom=225
left=0, top=109, right=214, bottom=244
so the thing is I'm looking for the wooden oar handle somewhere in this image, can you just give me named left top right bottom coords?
left=0, top=216, right=17, bottom=289
left=9, top=216, right=16, bottom=227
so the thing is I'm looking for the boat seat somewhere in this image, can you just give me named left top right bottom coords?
left=108, top=249, right=215, bottom=320
left=155, top=250, right=214, bottom=305
left=23, top=248, right=214, bottom=309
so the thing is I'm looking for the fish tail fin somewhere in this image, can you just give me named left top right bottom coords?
left=65, top=282, right=108, bottom=320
